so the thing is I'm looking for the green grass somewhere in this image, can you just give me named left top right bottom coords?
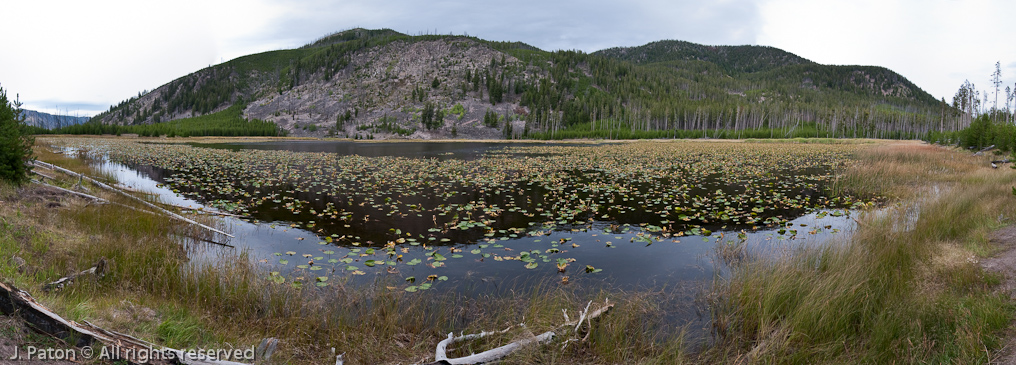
left=708, top=142, right=1016, bottom=363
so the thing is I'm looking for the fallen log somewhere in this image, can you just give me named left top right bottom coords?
left=33, top=179, right=108, bottom=204
left=974, top=145, right=996, bottom=156
left=419, top=299, right=613, bottom=365
left=432, top=330, right=555, bottom=365
left=32, top=170, right=56, bottom=181
left=113, top=184, right=157, bottom=195
left=0, top=281, right=253, bottom=364
left=32, top=180, right=235, bottom=249
left=43, top=258, right=106, bottom=292
left=158, top=201, right=250, bottom=219
left=176, top=234, right=236, bottom=248
left=32, top=161, right=233, bottom=238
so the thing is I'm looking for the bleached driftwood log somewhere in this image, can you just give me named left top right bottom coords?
left=421, top=299, right=613, bottom=365
left=433, top=330, right=555, bottom=365
left=974, top=145, right=996, bottom=155
left=32, top=160, right=233, bottom=238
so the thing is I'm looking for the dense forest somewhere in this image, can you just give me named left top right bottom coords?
left=43, top=105, right=283, bottom=137
left=66, top=28, right=971, bottom=140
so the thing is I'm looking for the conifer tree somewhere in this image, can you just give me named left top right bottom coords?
left=0, top=85, right=33, bottom=185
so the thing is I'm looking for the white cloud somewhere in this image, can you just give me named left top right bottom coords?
left=758, top=0, right=1016, bottom=101
left=1, top=0, right=1013, bottom=116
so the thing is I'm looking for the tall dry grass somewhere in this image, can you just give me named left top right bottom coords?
left=709, top=141, right=1016, bottom=363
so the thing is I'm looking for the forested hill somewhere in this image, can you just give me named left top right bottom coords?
left=595, top=40, right=939, bottom=105
left=595, top=40, right=813, bottom=73
left=78, top=28, right=961, bottom=139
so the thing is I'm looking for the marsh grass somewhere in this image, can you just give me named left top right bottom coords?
left=709, top=141, right=1016, bottom=363
left=0, top=151, right=691, bottom=363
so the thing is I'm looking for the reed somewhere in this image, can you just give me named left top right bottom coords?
left=709, top=141, right=1016, bottom=363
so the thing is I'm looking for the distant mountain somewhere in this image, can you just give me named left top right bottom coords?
left=85, top=28, right=959, bottom=139
left=22, top=109, right=90, bottom=129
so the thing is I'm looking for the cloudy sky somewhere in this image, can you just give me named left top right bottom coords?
left=3, top=0, right=1015, bottom=117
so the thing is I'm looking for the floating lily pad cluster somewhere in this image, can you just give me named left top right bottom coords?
left=43, top=138, right=872, bottom=289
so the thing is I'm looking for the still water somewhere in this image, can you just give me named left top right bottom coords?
left=71, top=139, right=857, bottom=336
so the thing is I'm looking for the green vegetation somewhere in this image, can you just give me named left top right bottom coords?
left=357, top=115, right=415, bottom=136
left=0, top=85, right=33, bottom=185
left=712, top=142, right=1015, bottom=362
left=527, top=121, right=927, bottom=140
left=448, top=103, right=466, bottom=120
left=482, top=108, right=499, bottom=128
left=46, top=105, right=284, bottom=137
left=485, top=41, right=955, bottom=140
left=420, top=102, right=441, bottom=130
left=945, top=113, right=1016, bottom=152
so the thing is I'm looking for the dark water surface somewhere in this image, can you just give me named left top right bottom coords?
left=81, top=140, right=857, bottom=337
left=185, top=140, right=586, bottom=160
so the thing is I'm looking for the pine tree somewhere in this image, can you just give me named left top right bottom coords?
left=421, top=103, right=436, bottom=129
left=0, top=85, right=33, bottom=185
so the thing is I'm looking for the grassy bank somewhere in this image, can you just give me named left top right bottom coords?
left=709, top=141, right=1016, bottom=363
left=2, top=139, right=1014, bottom=363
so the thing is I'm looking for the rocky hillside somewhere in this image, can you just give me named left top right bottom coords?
left=86, top=28, right=956, bottom=139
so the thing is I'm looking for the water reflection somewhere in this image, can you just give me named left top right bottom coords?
left=67, top=140, right=859, bottom=340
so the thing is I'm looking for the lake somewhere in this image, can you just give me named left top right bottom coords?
left=43, top=138, right=865, bottom=334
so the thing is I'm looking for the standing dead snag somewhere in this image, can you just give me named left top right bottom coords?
left=419, top=299, right=614, bottom=365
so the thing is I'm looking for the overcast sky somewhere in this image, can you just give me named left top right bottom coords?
left=3, top=0, right=1015, bottom=117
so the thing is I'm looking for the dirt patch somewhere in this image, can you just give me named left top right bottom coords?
left=980, top=225, right=1016, bottom=296
left=981, top=226, right=1016, bottom=364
